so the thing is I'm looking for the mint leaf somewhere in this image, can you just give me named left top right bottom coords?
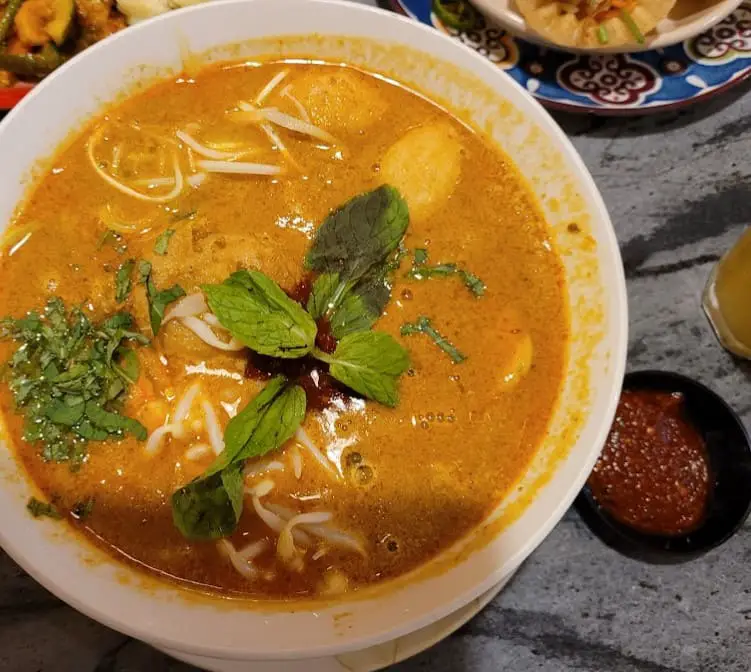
left=315, top=331, right=409, bottom=407
left=204, top=270, right=316, bottom=359
left=401, top=316, right=467, bottom=363
left=138, top=261, right=185, bottom=335
left=171, top=376, right=306, bottom=540
left=172, top=462, right=245, bottom=540
left=115, top=259, right=135, bottom=303
left=153, top=229, right=176, bottom=256
left=305, top=186, right=408, bottom=338
left=305, top=185, right=409, bottom=280
left=27, top=497, right=62, bottom=519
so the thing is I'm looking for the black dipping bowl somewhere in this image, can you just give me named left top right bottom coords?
left=575, top=370, right=751, bottom=564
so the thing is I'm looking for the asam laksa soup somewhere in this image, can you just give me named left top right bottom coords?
left=0, top=59, right=569, bottom=600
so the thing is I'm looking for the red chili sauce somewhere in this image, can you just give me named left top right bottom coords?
left=588, top=389, right=711, bottom=536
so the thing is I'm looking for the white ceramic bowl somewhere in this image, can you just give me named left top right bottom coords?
left=0, top=0, right=628, bottom=664
left=471, top=0, right=744, bottom=54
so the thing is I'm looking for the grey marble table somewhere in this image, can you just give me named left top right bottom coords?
left=2, top=1, right=751, bottom=669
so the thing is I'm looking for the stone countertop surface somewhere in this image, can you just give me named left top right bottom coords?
left=2, top=1, right=751, bottom=670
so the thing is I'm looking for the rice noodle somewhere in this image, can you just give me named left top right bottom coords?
left=144, top=422, right=184, bottom=456
left=254, top=69, right=288, bottom=105
left=280, top=85, right=311, bottom=123
left=179, top=316, right=245, bottom=351
left=176, top=129, right=241, bottom=160
left=86, top=128, right=184, bottom=203
left=277, top=512, right=333, bottom=569
left=247, top=478, right=275, bottom=497
left=244, top=460, right=285, bottom=478
left=218, top=539, right=259, bottom=580
left=289, top=444, right=302, bottom=479
left=172, top=382, right=201, bottom=425
left=266, top=503, right=366, bottom=556
left=251, top=496, right=310, bottom=545
left=201, top=399, right=225, bottom=455
left=132, top=177, right=177, bottom=188
left=196, top=159, right=282, bottom=176
left=256, top=106, right=336, bottom=144
left=201, top=313, right=224, bottom=328
left=185, top=444, right=211, bottom=461
left=163, top=293, right=208, bottom=325
left=237, top=539, right=269, bottom=561
left=295, top=427, right=338, bottom=477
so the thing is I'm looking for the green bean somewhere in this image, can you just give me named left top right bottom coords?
left=0, top=49, right=65, bottom=76
left=0, top=0, right=25, bottom=44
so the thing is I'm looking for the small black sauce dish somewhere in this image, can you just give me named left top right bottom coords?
left=574, top=370, right=751, bottom=564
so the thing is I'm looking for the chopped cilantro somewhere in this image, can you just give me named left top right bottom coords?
left=0, top=298, right=148, bottom=466
left=27, top=496, right=61, bottom=519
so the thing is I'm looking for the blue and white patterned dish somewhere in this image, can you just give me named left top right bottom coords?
left=391, top=0, right=751, bottom=114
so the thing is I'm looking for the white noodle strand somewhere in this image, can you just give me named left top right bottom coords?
left=196, top=159, right=282, bottom=176
left=86, top=128, right=184, bottom=203
left=280, top=85, right=311, bottom=123
left=179, top=316, right=245, bottom=351
left=185, top=444, right=211, bottom=461
left=176, top=129, right=241, bottom=160
left=144, top=423, right=184, bottom=456
left=201, top=399, right=225, bottom=455
left=290, top=444, right=302, bottom=479
left=255, top=70, right=288, bottom=105
left=163, top=293, right=208, bottom=325
left=295, top=427, right=338, bottom=477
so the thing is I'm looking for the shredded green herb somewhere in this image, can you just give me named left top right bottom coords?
left=406, top=250, right=485, bottom=297
left=153, top=229, right=176, bottom=256
left=619, top=9, right=645, bottom=44
left=0, top=298, right=148, bottom=466
left=597, top=24, right=609, bottom=44
left=401, top=315, right=467, bottom=364
left=138, top=260, right=185, bottom=336
left=115, top=259, right=135, bottom=303
left=27, top=496, right=61, bottom=519
left=431, top=0, right=480, bottom=30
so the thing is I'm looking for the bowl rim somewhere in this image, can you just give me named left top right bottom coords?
left=470, top=0, right=745, bottom=54
left=575, top=369, right=751, bottom=563
left=0, top=0, right=629, bottom=660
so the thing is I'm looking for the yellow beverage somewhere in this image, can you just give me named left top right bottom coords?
left=704, top=227, right=751, bottom=358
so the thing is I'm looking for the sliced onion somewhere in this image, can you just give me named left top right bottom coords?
left=163, top=293, right=208, bottom=325
left=179, top=316, right=245, bottom=351
left=201, top=399, right=225, bottom=455
left=144, top=422, right=184, bottom=456
left=176, top=129, right=240, bottom=160
left=196, top=159, right=282, bottom=176
left=87, top=127, right=184, bottom=203
left=295, top=427, right=338, bottom=478
left=255, top=69, right=288, bottom=106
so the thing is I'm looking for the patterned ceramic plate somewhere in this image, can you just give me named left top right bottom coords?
left=391, top=0, right=751, bottom=114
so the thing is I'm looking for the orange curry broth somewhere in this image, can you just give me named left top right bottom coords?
left=0, top=60, right=569, bottom=599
